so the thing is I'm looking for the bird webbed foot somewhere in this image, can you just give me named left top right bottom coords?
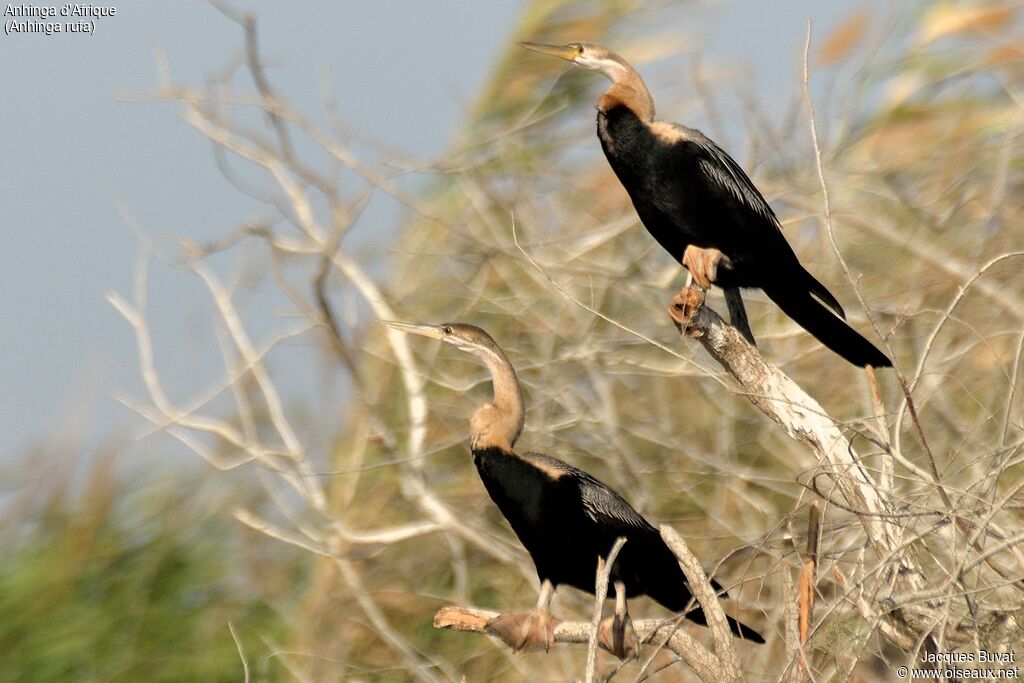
left=597, top=611, right=639, bottom=660
left=682, top=245, right=732, bottom=291
left=485, top=607, right=560, bottom=653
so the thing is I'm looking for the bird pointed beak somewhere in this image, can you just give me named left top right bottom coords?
left=518, top=41, right=578, bottom=62
left=377, top=319, right=445, bottom=340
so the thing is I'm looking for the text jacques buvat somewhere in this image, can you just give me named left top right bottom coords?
left=5, top=4, right=116, bottom=35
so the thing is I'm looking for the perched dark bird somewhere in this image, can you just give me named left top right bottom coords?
left=380, top=320, right=763, bottom=657
left=519, top=41, right=891, bottom=368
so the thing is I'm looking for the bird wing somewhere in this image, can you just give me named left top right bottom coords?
left=667, top=124, right=854, bottom=323
left=668, top=124, right=782, bottom=232
left=520, top=451, right=654, bottom=533
left=576, top=472, right=657, bottom=533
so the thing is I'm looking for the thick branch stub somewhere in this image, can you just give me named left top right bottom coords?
left=434, top=606, right=494, bottom=632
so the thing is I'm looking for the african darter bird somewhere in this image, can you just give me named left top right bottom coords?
left=381, top=320, right=763, bottom=658
left=519, top=41, right=891, bottom=368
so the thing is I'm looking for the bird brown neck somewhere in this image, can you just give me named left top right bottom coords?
left=471, top=347, right=526, bottom=452
left=598, top=70, right=654, bottom=122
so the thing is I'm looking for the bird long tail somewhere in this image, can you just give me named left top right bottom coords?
left=684, top=603, right=766, bottom=644
left=761, top=271, right=891, bottom=368
left=803, top=269, right=845, bottom=320
left=725, top=613, right=765, bottom=643
left=641, top=551, right=766, bottom=643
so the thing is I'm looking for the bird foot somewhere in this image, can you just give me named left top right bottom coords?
left=682, top=246, right=731, bottom=290
left=598, top=613, right=639, bottom=660
left=667, top=287, right=706, bottom=337
left=485, top=608, right=560, bottom=653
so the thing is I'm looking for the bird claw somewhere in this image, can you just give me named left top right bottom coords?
left=682, top=246, right=731, bottom=291
left=598, top=613, right=639, bottom=660
left=667, top=288, right=706, bottom=336
left=485, top=609, right=560, bottom=653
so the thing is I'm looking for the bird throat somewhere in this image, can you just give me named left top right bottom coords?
left=469, top=348, right=526, bottom=452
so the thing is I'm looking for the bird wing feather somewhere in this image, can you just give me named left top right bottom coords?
left=521, top=451, right=653, bottom=532
left=577, top=474, right=656, bottom=533
left=667, top=124, right=782, bottom=231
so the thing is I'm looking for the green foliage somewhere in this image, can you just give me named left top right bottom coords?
left=0, top=458, right=291, bottom=682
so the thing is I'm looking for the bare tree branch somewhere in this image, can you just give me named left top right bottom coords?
left=585, top=537, right=626, bottom=683
left=432, top=606, right=737, bottom=681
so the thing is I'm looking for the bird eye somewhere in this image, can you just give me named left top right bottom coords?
left=443, top=326, right=454, bottom=335
left=571, top=43, right=583, bottom=54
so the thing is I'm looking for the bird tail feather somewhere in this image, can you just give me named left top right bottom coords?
left=637, top=544, right=766, bottom=644
left=762, top=273, right=891, bottom=368
left=726, top=614, right=766, bottom=644
left=684, top=603, right=766, bottom=644
left=804, top=270, right=845, bottom=320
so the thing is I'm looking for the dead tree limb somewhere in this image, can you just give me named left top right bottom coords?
left=433, top=606, right=732, bottom=682
left=660, top=525, right=744, bottom=683
left=667, top=288, right=936, bottom=648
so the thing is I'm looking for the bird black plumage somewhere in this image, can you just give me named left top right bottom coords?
left=520, top=41, right=891, bottom=368
left=475, top=446, right=757, bottom=629
left=381, top=320, right=763, bottom=657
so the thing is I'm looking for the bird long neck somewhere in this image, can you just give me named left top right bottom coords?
left=598, top=63, right=655, bottom=122
left=471, top=345, right=526, bottom=452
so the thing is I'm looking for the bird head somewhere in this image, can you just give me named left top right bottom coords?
left=377, top=320, right=499, bottom=359
left=378, top=320, right=525, bottom=449
left=518, top=41, right=629, bottom=80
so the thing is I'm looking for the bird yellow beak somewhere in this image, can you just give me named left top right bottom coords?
left=377, top=320, right=445, bottom=340
left=518, top=42, right=578, bottom=62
